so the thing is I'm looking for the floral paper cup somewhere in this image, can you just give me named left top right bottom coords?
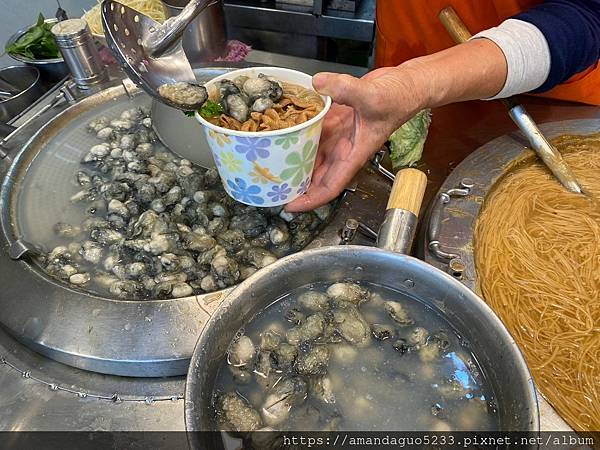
left=195, top=67, right=331, bottom=207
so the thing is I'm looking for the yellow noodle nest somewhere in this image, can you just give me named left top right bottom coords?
left=209, top=82, right=325, bottom=132
left=83, top=0, right=167, bottom=37
left=475, top=133, right=600, bottom=432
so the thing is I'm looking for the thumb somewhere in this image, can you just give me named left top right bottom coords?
left=312, top=72, right=371, bottom=109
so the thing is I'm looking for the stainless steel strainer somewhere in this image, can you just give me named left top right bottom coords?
left=101, top=0, right=216, bottom=110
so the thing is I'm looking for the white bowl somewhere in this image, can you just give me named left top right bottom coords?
left=195, top=67, right=331, bottom=207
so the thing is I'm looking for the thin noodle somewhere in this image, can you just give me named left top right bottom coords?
left=475, top=133, right=600, bottom=432
left=83, top=0, right=167, bottom=37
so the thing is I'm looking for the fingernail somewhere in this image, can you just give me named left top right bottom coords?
left=312, top=73, right=328, bottom=91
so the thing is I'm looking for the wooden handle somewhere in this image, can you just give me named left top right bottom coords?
left=387, top=168, right=427, bottom=216
left=439, top=6, right=473, bottom=43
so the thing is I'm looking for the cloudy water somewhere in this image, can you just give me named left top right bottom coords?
left=212, top=281, right=499, bottom=433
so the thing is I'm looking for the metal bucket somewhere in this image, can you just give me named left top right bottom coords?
left=163, top=0, right=227, bottom=64
left=0, top=66, right=43, bottom=122
left=185, top=169, right=540, bottom=443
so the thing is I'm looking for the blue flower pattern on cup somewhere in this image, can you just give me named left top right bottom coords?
left=226, top=178, right=265, bottom=205
left=201, top=92, right=326, bottom=207
left=235, top=136, right=271, bottom=162
left=267, top=183, right=292, bottom=202
left=297, top=177, right=311, bottom=195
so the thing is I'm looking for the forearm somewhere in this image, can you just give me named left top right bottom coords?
left=401, top=0, right=600, bottom=104
left=396, top=39, right=508, bottom=110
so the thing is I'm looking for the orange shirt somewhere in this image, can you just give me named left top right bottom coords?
left=375, top=0, right=600, bottom=105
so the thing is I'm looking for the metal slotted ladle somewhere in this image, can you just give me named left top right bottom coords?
left=101, top=0, right=216, bottom=111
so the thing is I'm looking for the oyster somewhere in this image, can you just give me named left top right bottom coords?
left=251, top=97, right=274, bottom=113
left=224, top=94, right=250, bottom=123
left=295, top=345, right=330, bottom=376
left=370, top=323, right=394, bottom=341
left=261, top=377, right=307, bottom=426
left=218, top=392, right=263, bottom=432
left=158, top=82, right=208, bottom=107
left=408, top=326, right=429, bottom=347
left=286, top=313, right=325, bottom=345
left=309, top=376, right=336, bottom=404
left=384, top=300, right=414, bottom=326
left=271, top=342, right=298, bottom=371
left=254, top=350, right=273, bottom=388
left=260, top=330, right=282, bottom=352
left=53, top=222, right=80, bottom=238
left=39, top=106, right=333, bottom=300
left=69, top=272, right=90, bottom=285
left=330, top=307, right=370, bottom=346
left=298, top=291, right=329, bottom=312
left=242, top=74, right=283, bottom=102
left=326, top=282, right=369, bottom=304
left=228, top=335, right=256, bottom=368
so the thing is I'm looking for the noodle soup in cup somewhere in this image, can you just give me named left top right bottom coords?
left=195, top=67, right=331, bottom=207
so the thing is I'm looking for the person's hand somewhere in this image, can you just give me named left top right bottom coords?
left=285, top=67, right=424, bottom=212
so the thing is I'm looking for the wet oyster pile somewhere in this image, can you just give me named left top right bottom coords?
left=39, top=106, right=332, bottom=300
left=206, top=74, right=324, bottom=132
left=217, top=74, right=284, bottom=122
left=212, top=281, right=498, bottom=438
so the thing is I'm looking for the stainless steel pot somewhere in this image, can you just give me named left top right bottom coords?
left=185, top=169, right=540, bottom=441
left=420, top=119, right=600, bottom=430
left=0, top=66, right=43, bottom=122
left=151, top=64, right=254, bottom=168
left=163, top=0, right=227, bottom=63
left=151, top=97, right=215, bottom=168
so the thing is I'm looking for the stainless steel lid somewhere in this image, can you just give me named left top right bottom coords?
left=51, top=18, right=89, bottom=42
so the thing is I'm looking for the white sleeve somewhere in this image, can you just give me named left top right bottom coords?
left=472, top=18, right=551, bottom=99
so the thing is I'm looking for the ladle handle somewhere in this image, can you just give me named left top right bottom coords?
left=387, top=168, right=427, bottom=216
left=377, top=168, right=427, bottom=254
left=439, top=7, right=472, bottom=44
left=439, top=6, right=584, bottom=195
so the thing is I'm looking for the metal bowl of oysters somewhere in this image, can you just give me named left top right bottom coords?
left=185, top=169, right=539, bottom=446
left=0, top=78, right=340, bottom=378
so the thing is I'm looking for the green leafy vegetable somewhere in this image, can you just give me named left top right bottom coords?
left=198, top=100, right=224, bottom=119
left=389, top=109, right=432, bottom=169
left=181, top=101, right=224, bottom=119
left=5, top=14, right=61, bottom=60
